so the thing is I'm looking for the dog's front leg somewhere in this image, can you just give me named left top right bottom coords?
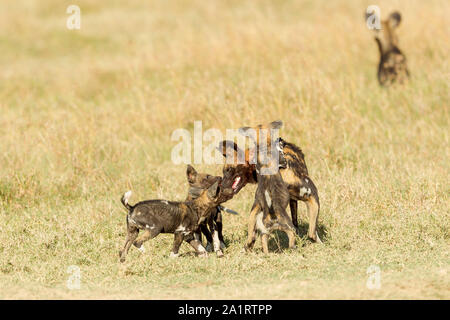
left=208, top=217, right=224, bottom=257
left=200, top=222, right=213, bottom=252
left=215, top=209, right=226, bottom=249
left=170, top=232, right=184, bottom=258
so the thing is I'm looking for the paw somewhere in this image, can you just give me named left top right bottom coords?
left=198, top=252, right=208, bottom=258
left=137, top=245, right=146, bottom=253
left=205, top=242, right=213, bottom=252
left=220, top=241, right=226, bottom=249
left=243, top=245, right=252, bottom=253
left=119, top=256, right=126, bottom=263
left=169, top=252, right=179, bottom=258
left=315, top=232, right=323, bottom=244
left=216, top=250, right=224, bottom=258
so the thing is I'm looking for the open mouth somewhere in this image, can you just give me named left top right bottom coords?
left=231, top=176, right=241, bottom=191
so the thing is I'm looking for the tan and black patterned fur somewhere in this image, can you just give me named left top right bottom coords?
left=237, top=120, right=297, bottom=253
left=186, top=165, right=227, bottom=256
left=370, top=11, right=409, bottom=86
left=119, top=177, right=224, bottom=262
left=219, top=130, right=321, bottom=245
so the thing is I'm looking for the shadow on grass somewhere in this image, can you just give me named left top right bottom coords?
left=268, top=222, right=329, bottom=252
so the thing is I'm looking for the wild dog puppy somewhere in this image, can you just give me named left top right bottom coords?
left=219, top=135, right=321, bottom=243
left=186, top=165, right=229, bottom=256
left=237, top=120, right=297, bottom=253
left=119, top=178, right=224, bottom=262
left=367, top=11, right=409, bottom=86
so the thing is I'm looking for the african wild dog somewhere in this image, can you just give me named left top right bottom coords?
left=367, top=11, right=409, bottom=86
left=186, top=165, right=231, bottom=256
left=236, top=120, right=297, bottom=253
left=219, top=130, right=321, bottom=245
left=118, top=177, right=225, bottom=262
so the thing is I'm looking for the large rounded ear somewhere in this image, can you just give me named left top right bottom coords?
left=186, top=165, right=197, bottom=184
left=270, top=120, right=283, bottom=129
left=207, top=180, right=220, bottom=199
left=238, top=126, right=252, bottom=135
left=217, top=140, right=246, bottom=163
left=388, top=11, right=401, bottom=28
left=239, top=126, right=258, bottom=145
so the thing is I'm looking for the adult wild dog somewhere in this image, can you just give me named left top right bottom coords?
left=236, top=120, right=297, bottom=253
left=219, top=128, right=321, bottom=244
left=367, top=10, right=409, bottom=86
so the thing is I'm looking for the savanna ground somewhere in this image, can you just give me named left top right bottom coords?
left=0, top=0, right=449, bottom=299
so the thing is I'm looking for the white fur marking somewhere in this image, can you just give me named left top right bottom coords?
left=175, top=225, right=186, bottom=232
left=256, top=212, right=269, bottom=234
left=169, top=252, right=179, bottom=258
left=300, top=187, right=311, bottom=197
left=197, top=245, right=207, bottom=254
left=264, top=190, right=272, bottom=207
left=213, top=230, right=220, bottom=252
left=127, top=216, right=137, bottom=225
left=138, top=245, right=146, bottom=253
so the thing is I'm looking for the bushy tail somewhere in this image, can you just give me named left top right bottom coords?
left=121, top=190, right=133, bottom=211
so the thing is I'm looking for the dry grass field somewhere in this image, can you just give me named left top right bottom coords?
left=0, top=0, right=449, bottom=299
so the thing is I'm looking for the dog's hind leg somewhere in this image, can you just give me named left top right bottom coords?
left=244, top=201, right=261, bottom=252
left=306, top=193, right=321, bottom=243
left=298, top=177, right=321, bottom=243
left=289, top=199, right=299, bottom=234
left=273, top=205, right=297, bottom=250
left=119, top=226, right=139, bottom=263
left=261, top=234, right=269, bottom=254
left=200, top=221, right=214, bottom=252
left=304, top=178, right=321, bottom=243
left=133, top=226, right=161, bottom=253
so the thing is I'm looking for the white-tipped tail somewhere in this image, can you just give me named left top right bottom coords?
left=124, top=191, right=132, bottom=204
left=121, top=190, right=133, bottom=211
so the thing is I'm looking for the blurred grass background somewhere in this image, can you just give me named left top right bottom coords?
left=0, top=0, right=448, bottom=299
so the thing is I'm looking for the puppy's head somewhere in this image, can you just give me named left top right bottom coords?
left=197, top=177, right=229, bottom=208
left=366, top=10, right=402, bottom=54
left=186, top=165, right=223, bottom=200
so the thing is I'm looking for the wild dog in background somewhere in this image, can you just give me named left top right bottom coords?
left=219, top=129, right=321, bottom=244
left=237, top=120, right=297, bottom=253
left=367, top=10, right=409, bottom=86
left=119, top=177, right=225, bottom=262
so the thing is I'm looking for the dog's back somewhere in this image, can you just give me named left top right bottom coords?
left=124, top=198, right=190, bottom=234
